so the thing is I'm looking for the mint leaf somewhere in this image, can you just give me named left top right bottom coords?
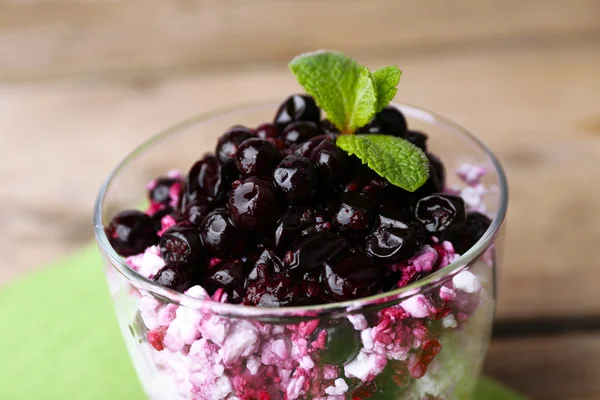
left=289, top=50, right=377, bottom=133
left=336, top=134, right=429, bottom=192
left=371, top=66, right=401, bottom=113
left=289, top=51, right=419, bottom=190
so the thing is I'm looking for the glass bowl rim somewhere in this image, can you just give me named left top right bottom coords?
left=93, top=101, right=508, bottom=318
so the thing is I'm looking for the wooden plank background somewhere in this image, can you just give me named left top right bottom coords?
left=1, top=0, right=599, bottom=80
left=1, top=1, right=599, bottom=398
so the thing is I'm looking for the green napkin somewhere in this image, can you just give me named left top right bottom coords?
left=0, top=247, right=526, bottom=400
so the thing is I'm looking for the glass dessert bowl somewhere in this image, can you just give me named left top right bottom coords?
left=93, top=100, right=508, bottom=400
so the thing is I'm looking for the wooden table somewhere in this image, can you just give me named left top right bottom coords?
left=1, top=1, right=599, bottom=398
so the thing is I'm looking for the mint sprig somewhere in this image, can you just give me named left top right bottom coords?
left=337, top=134, right=429, bottom=192
left=289, top=50, right=377, bottom=134
left=371, top=66, right=402, bottom=113
left=289, top=50, right=429, bottom=192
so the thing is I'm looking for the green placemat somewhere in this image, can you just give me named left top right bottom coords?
left=0, top=247, right=526, bottom=399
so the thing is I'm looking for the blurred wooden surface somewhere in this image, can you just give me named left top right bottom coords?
left=1, top=0, right=600, bottom=80
left=486, top=333, right=600, bottom=400
left=1, top=1, right=599, bottom=398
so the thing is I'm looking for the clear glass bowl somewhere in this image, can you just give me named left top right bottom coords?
left=93, top=103, right=508, bottom=400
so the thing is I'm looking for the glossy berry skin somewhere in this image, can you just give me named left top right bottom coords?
left=282, top=121, right=321, bottom=145
left=415, top=194, right=466, bottom=236
left=229, top=176, right=280, bottom=232
left=265, top=137, right=288, bottom=153
left=343, top=169, right=396, bottom=204
left=309, top=138, right=351, bottom=183
left=273, top=94, right=320, bottom=129
left=453, top=212, right=492, bottom=254
left=153, top=261, right=196, bottom=292
left=105, top=210, right=159, bottom=256
left=274, top=207, right=330, bottom=251
left=303, top=274, right=327, bottom=303
left=243, top=275, right=310, bottom=307
left=283, top=232, right=348, bottom=277
left=159, top=221, right=203, bottom=263
left=215, top=126, right=254, bottom=163
left=149, top=177, right=181, bottom=206
left=181, top=200, right=211, bottom=225
left=255, top=122, right=280, bottom=139
left=292, top=135, right=326, bottom=157
left=313, top=319, right=361, bottom=365
left=319, top=119, right=341, bottom=137
left=427, top=152, right=446, bottom=190
left=204, top=259, right=245, bottom=303
left=322, top=251, right=380, bottom=301
left=200, top=209, right=244, bottom=256
left=405, top=130, right=428, bottom=151
left=359, top=172, right=391, bottom=197
left=332, top=192, right=375, bottom=234
left=150, top=206, right=173, bottom=231
left=365, top=213, right=426, bottom=262
left=410, top=155, right=445, bottom=202
left=272, top=155, right=318, bottom=202
left=246, top=248, right=283, bottom=286
left=235, top=138, right=281, bottom=177
left=358, top=106, right=407, bottom=137
left=186, top=154, right=235, bottom=204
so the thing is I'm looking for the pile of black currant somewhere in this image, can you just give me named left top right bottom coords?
left=105, top=95, right=491, bottom=306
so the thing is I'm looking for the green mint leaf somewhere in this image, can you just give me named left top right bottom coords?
left=336, top=134, right=429, bottom=192
left=371, top=66, right=402, bottom=113
left=289, top=50, right=377, bottom=133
